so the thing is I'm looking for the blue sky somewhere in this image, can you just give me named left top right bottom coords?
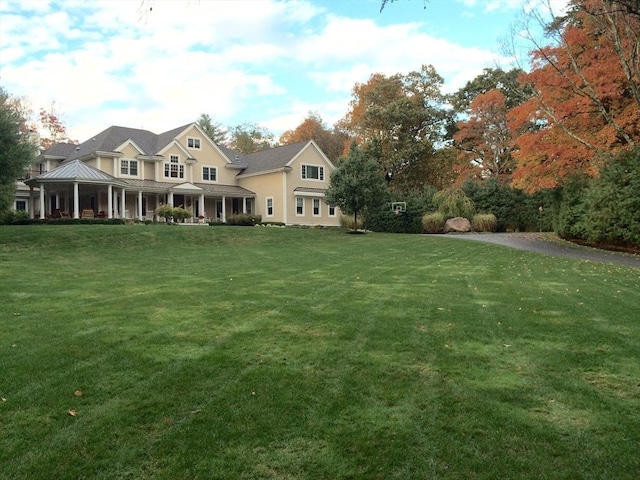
left=0, top=0, right=567, bottom=142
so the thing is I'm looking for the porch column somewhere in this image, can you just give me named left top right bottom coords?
left=107, top=185, right=113, bottom=219
left=29, top=186, right=35, bottom=219
left=55, top=193, right=60, bottom=212
left=221, top=195, right=226, bottom=223
left=168, top=192, right=174, bottom=206
left=39, top=185, right=45, bottom=219
left=121, top=188, right=126, bottom=218
left=73, top=182, right=79, bottom=219
left=138, top=190, right=143, bottom=220
left=242, top=197, right=247, bottom=214
left=199, top=194, right=205, bottom=218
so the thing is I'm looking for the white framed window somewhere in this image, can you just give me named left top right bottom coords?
left=187, top=137, right=201, bottom=149
left=15, top=200, right=27, bottom=211
left=301, top=164, right=324, bottom=181
left=328, top=204, right=336, bottom=217
left=120, top=159, right=138, bottom=176
left=296, top=197, right=304, bottom=216
left=313, top=198, right=321, bottom=216
left=266, top=197, right=274, bottom=217
left=164, top=155, right=184, bottom=179
left=202, top=166, right=217, bottom=182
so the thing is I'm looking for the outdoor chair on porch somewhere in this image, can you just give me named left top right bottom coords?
left=81, top=209, right=95, bottom=219
left=52, top=209, right=70, bottom=219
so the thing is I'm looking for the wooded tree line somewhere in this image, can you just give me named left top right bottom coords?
left=198, top=0, right=638, bottom=196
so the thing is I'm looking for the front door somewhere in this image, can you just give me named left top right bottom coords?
left=173, top=194, right=185, bottom=209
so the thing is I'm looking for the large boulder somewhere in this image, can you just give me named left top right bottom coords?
left=445, top=216, right=471, bottom=233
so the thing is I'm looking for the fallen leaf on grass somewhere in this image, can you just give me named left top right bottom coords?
left=67, top=409, right=77, bottom=417
left=74, top=390, right=83, bottom=397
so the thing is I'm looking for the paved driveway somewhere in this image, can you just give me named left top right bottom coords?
left=445, top=232, right=640, bottom=269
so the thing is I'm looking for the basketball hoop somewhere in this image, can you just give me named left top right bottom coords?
left=391, top=202, right=406, bottom=214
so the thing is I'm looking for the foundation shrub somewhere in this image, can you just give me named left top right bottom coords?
left=226, top=214, right=261, bottom=226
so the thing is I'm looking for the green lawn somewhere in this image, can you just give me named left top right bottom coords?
left=1, top=225, right=639, bottom=479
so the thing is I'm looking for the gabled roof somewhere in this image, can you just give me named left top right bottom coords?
left=61, top=124, right=194, bottom=162
left=238, top=142, right=309, bottom=176
left=41, top=142, right=78, bottom=158
left=26, top=159, right=124, bottom=185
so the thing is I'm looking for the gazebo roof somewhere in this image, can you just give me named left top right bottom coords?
left=26, top=159, right=125, bottom=186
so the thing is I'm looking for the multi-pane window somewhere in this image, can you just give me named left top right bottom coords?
left=266, top=197, right=274, bottom=216
left=120, top=159, right=138, bottom=176
left=313, top=198, right=321, bottom=216
left=202, top=166, right=217, bottom=182
left=164, top=155, right=184, bottom=179
left=296, top=197, right=304, bottom=215
left=328, top=204, right=336, bottom=217
left=187, top=137, right=201, bottom=149
left=301, top=164, right=324, bottom=181
left=15, top=200, right=27, bottom=211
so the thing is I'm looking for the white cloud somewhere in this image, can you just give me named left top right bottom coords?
left=0, top=0, right=516, bottom=141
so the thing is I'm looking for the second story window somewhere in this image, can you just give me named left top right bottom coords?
left=301, top=164, right=324, bottom=181
left=187, top=137, right=201, bottom=149
left=202, top=166, right=217, bottom=182
left=120, top=159, right=138, bottom=176
left=164, top=155, right=184, bottom=179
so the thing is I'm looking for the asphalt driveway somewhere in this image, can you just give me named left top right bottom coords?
left=445, top=232, right=640, bottom=269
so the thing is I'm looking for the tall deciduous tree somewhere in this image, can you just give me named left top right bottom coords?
left=325, top=143, right=388, bottom=232
left=228, top=122, right=275, bottom=153
left=339, top=64, right=451, bottom=193
left=450, top=67, right=530, bottom=112
left=454, top=89, right=515, bottom=182
left=507, top=0, right=640, bottom=192
left=0, top=87, right=37, bottom=213
left=197, top=113, right=228, bottom=145
left=279, top=112, right=347, bottom=163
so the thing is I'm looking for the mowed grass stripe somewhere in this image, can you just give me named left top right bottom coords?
left=1, top=225, right=639, bottom=479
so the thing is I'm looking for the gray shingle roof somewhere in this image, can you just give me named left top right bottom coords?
left=63, top=124, right=195, bottom=162
left=42, top=142, right=78, bottom=158
left=239, top=142, right=308, bottom=176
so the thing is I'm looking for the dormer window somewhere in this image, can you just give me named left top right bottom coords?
left=187, top=137, right=201, bottom=149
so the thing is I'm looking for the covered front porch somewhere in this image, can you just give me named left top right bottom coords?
left=25, top=160, right=128, bottom=220
left=25, top=161, right=256, bottom=223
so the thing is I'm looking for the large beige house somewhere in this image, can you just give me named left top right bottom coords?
left=16, top=122, right=341, bottom=226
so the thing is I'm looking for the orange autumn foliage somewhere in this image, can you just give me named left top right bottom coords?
left=508, top=0, right=640, bottom=193
left=454, top=89, right=515, bottom=183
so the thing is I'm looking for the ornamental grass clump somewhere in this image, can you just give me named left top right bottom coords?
left=422, top=211, right=445, bottom=233
left=472, top=213, right=498, bottom=232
